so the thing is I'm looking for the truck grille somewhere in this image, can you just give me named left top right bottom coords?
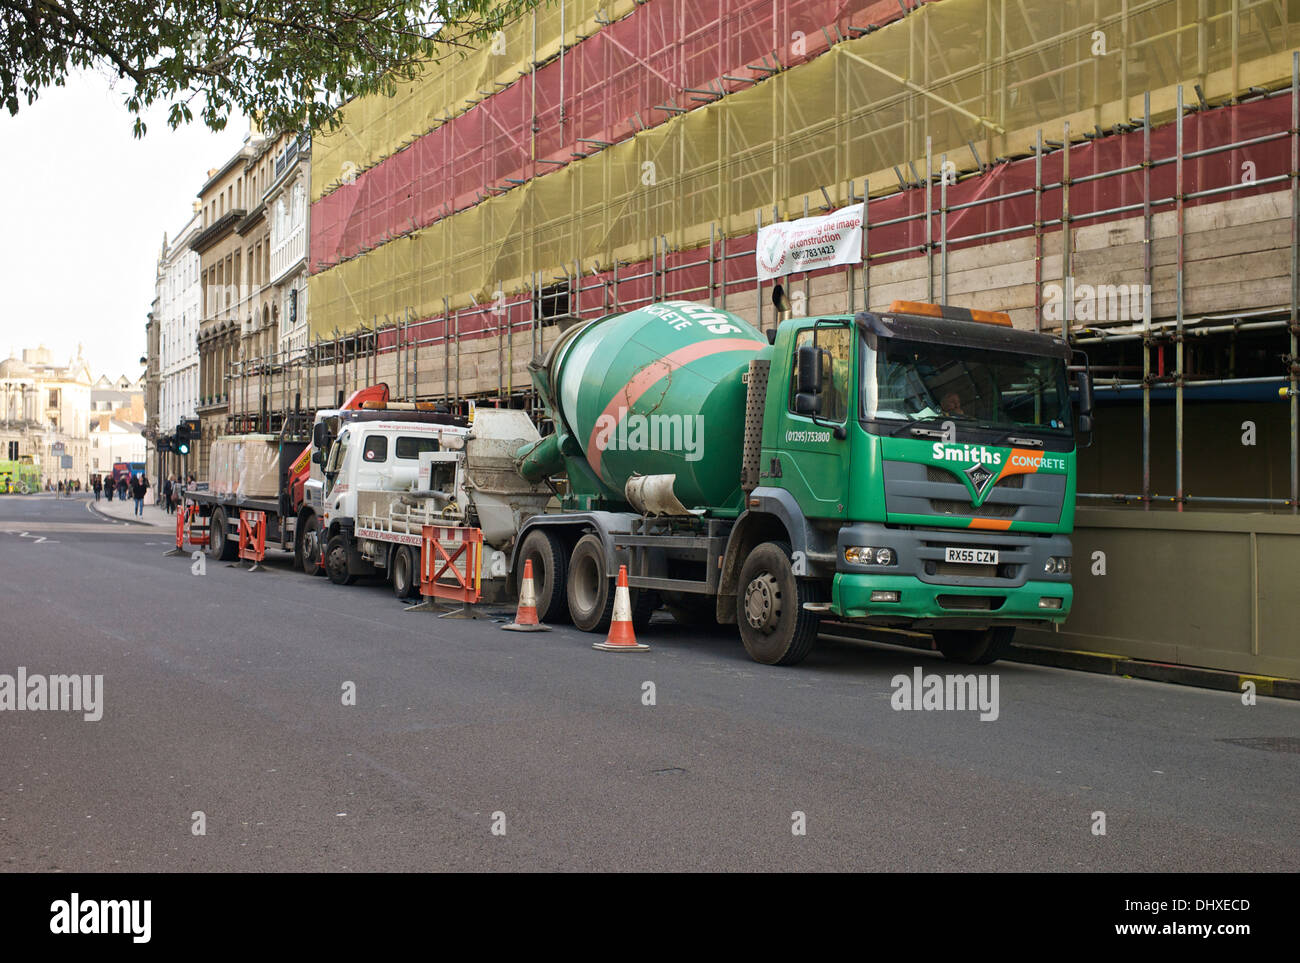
left=930, top=498, right=1016, bottom=518
left=925, top=466, right=1024, bottom=488
left=937, top=594, right=1005, bottom=611
left=886, top=460, right=1063, bottom=526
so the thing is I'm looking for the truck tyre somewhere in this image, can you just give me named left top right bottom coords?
left=933, top=626, right=1015, bottom=665
left=391, top=545, right=420, bottom=599
left=325, top=534, right=357, bottom=586
left=300, top=514, right=324, bottom=577
left=517, top=529, right=570, bottom=624
left=736, top=541, right=820, bottom=666
left=208, top=507, right=237, bottom=562
left=567, top=534, right=614, bottom=633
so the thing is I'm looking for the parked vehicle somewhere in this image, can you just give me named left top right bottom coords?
left=179, top=298, right=1091, bottom=669
left=0, top=458, right=40, bottom=494
left=509, top=298, right=1092, bottom=666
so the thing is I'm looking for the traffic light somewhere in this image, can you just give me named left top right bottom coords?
left=175, top=419, right=199, bottom=457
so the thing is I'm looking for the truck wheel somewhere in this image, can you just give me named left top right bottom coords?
left=300, top=514, right=324, bottom=577
left=325, top=534, right=357, bottom=586
left=567, top=534, right=614, bottom=633
left=208, top=507, right=237, bottom=562
left=933, top=627, right=1015, bottom=665
left=391, top=545, right=420, bottom=599
left=517, top=529, right=570, bottom=624
left=737, top=542, right=820, bottom=666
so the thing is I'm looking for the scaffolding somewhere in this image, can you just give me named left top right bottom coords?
left=309, top=0, right=1300, bottom=335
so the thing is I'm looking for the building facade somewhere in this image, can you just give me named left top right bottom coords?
left=0, top=346, right=94, bottom=483
left=265, top=132, right=310, bottom=360
left=192, top=139, right=256, bottom=473
left=89, top=416, right=146, bottom=478
left=158, top=210, right=202, bottom=434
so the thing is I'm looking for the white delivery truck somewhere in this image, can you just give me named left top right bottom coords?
left=306, top=407, right=551, bottom=599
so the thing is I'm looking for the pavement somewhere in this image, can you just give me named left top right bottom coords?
left=87, top=493, right=170, bottom=527
left=1, top=493, right=1297, bottom=872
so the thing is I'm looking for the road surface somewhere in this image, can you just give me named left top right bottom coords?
left=1, top=493, right=1296, bottom=871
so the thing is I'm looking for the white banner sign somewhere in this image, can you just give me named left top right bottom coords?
left=756, top=203, right=864, bottom=281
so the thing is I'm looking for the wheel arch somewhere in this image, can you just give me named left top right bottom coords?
left=717, top=508, right=801, bottom=625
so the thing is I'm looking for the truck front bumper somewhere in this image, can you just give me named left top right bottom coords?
left=831, top=574, right=1072, bottom=628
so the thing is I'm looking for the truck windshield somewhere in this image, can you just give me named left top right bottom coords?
left=864, top=336, right=1071, bottom=436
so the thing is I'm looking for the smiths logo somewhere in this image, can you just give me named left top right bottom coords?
left=963, top=460, right=997, bottom=498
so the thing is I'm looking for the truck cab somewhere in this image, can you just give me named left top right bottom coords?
left=311, top=419, right=470, bottom=534
left=739, top=300, right=1091, bottom=663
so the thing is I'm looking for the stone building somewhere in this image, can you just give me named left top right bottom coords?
left=0, top=345, right=94, bottom=483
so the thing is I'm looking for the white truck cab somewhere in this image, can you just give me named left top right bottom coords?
left=317, top=419, right=472, bottom=523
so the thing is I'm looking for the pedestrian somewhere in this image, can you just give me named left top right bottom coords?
left=117, top=476, right=127, bottom=501
left=161, top=476, right=173, bottom=515
left=92, top=475, right=102, bottom=501
left=130, top=472, right=149, bottom=517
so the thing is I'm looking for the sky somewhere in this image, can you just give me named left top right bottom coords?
left=0, top=69, right=248, bottom=380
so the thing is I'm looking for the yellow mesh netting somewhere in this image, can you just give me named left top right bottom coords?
left=309, top=0, right=1300, bottom=338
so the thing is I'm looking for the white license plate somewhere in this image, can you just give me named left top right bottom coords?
left=945, top=547, right=999, bottom=565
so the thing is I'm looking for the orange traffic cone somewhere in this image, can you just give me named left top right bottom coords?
left=503, top=559, right=551, bottom=632
left=593, top=565, right=650, bottom=652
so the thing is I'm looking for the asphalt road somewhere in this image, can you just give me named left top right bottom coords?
left=1, top=493, right=1297, bottom=872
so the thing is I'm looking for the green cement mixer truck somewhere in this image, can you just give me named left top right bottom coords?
left=512, top=298, right=1093, bottom=667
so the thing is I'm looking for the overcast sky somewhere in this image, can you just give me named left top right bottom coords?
left=0, top=69, right=248, bottom=380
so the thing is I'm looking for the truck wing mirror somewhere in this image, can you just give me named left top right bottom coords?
left=794, top=392, right=822, bottom=416
left=796, top=344, right=822, bottom=395
left=311, top=422, right=329, bottom=464
left=1076, top=370, right=1095, bottom=416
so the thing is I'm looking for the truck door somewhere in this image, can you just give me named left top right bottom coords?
left=774, top=323, right=853, bottom=518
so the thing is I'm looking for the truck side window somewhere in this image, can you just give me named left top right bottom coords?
left=789, top=326, right=851, bottom=422
left=395, top=436, right=439, bottom=459
left=362, top=435, right=388, bottom=462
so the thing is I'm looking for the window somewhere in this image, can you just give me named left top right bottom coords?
left=362, top=435, right=388, bottom=462
left=788, top=325, right=851, bottom=422
left=395, top=436, right=439, bottom=459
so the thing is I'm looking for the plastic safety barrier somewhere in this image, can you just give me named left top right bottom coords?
left=238, top=511, right=267, bottom=564
left=419, top=524, right=483, bottom=604
left=176, top=502, right=210, bottom=549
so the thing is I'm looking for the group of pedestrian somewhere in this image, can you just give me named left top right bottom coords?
left=85, top=471, right=190, bottom=515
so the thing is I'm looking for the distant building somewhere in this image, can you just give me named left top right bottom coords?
left=0, top=345, right=94, bottom=481
left=89, top=416, right=146, bottom=477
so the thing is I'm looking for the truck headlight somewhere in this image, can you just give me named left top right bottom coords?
left=1044, top=556, right=1071, bottom=574
left=1039, top=597, right=1064, bottom=609
left=845, top=546, right=897, bottom=565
